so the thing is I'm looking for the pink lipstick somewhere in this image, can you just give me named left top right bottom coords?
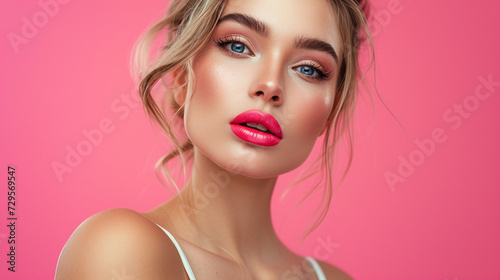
left=230, top=110, right=283, bottom=147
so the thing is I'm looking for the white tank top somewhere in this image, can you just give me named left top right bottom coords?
left=155, top=223, right=327, bottom=280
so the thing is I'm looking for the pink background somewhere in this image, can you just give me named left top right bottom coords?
left=1, top=0, right=499, bottom=279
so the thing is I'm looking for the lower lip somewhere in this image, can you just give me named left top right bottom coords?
left=230, top=124, right=281, bottom=147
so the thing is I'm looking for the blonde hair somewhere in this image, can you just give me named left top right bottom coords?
left=288, top=0, right=373, bottom=239
left=134, top=0, right=373, bottom=238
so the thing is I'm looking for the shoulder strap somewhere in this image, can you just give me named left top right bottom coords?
left=155, top=223, right=197, bottom=280
left=305, top=257, right=327, bottom=280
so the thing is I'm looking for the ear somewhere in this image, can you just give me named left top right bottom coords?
left=172, top=66, right=187, bottom=105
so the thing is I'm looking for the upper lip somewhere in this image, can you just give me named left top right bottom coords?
left=231, top=110, right=283, bottom=138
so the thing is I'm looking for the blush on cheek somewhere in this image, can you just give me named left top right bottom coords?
left=297, top=98, right=332, bottom=137
left=192, top=60, right=237, bottom=109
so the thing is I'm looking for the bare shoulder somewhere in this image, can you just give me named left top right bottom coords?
left=316, top=260, right=354, bottom=280
left=55, top=208, right=187, bottom=280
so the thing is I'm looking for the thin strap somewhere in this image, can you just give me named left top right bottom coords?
left=155, top=223, right=197, bottom=280
left=305, top=257, right=327, bottom=280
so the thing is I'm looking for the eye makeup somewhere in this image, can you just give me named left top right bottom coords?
left=215, top=34, right=254, bottom=56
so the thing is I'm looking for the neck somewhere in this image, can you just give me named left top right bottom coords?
left=174, top=148, right=282, bottom=261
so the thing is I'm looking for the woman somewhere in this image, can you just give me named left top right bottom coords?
left=55, top=0, right=371, bottom=279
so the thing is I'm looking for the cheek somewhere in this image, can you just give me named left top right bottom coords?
left=277, top=92, right=334, bottom=170
left=305, top=100, right=332, bottom=133
left=190, top=63, right=225, bottom=109
left=183, top=51, right=250, bottom=157
left=186, top=53, right=227, bottom=118
left=187, top=52, right=249, bottom=112
left=287, top=93, right=334, bottom=139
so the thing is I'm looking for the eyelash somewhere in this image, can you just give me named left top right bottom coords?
left=215, top=35, right=332, bottom=81
left=294, top=61, right=332, bottom=81
left=215, top=35, right=253, bottom=56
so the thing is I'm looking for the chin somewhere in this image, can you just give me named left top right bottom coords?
left=216, top=153, right=307, bottom=180
left=191, top=132, right=314, bottom=179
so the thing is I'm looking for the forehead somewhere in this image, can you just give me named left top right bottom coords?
left=221, top=0, right=343, bottom=55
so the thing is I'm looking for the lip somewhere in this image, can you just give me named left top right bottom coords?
left=230, top=110, right=283, bottom=147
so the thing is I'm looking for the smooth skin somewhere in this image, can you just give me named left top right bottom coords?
left=55, top=0, right=354, bottom=279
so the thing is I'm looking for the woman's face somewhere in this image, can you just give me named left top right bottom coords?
left=183, top=0, right=343, bottom=178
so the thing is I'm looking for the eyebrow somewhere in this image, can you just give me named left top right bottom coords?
left=218, top=13, right=338, bottom=63
left=218, top=13, right=269, bottom=37
left=295, top=36, right=338, bottom=63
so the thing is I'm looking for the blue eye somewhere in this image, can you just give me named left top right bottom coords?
left=294, top=64, right=330, bottom=81
left=216, top=36, right=252, bottom=55
left=230, top=42, right=246, bottom=53
left=297, top=65, right=316, bottom=76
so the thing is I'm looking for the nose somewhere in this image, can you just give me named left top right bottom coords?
left=248, top=62, right=284, bottom=106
